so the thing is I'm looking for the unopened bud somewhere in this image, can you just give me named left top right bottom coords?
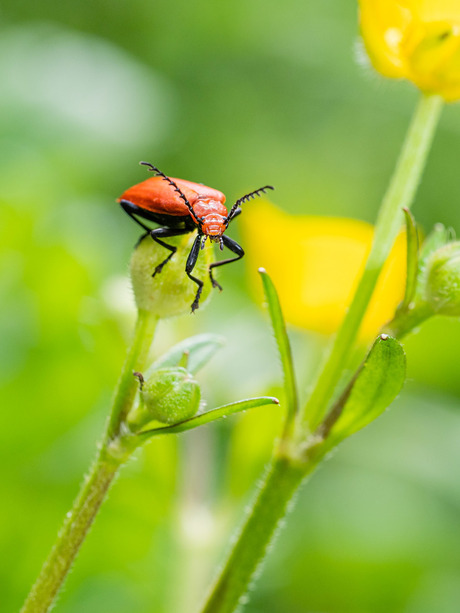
left=128, top=367, right=201, bottom=429
left=425, top=242, right=460, bottom=316
left=130, top=234, right=213, bottom=317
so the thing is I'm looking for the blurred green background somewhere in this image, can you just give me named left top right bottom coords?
left=2, top=1, right=460, bottom=612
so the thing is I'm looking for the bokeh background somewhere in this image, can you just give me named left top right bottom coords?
left=2, top=1, right=460, bottom=612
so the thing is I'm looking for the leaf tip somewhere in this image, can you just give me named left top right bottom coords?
left=258, top=267, right=267, bottom=275
left=379, top=333, right=389, bottom=341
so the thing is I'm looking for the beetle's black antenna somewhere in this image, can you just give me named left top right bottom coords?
left=140, top=162, right=200, bottom=224
left=226, top=185, right=274, bottom=222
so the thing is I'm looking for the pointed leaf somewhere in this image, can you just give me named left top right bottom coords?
left=259, top=268, right=298, bottom=420
left=324, top=335, right=406, bottom=442
left=137, top=396, right=279, bottom=439
left=401, top=208, right=419, bottom=309
left=147, top=334, right=225, bottom=376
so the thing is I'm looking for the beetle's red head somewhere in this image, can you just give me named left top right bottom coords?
left=201, top=213, right=226, bottom=238
left=192, top=199, right=228, bottom=238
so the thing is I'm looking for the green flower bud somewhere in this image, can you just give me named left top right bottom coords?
left=130, top=234, right=213, bottom=317
left=127, top=367, right=201, bottom=429
left=425, top=242, right=460, bottom=316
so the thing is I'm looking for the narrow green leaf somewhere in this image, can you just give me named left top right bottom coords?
left=401, top=208, right=419, bottom=309
left=137, top=396, right=279, bottom=439
left=323, top=335, right=406, bottom=442
left=147, top=333, right=225, bottom=376
left=259, top=268, right=298, bottom=421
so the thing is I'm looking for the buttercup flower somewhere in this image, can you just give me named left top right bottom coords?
left=359, top=0, right=460, bottom=101
left=241, top=200, right=406, bottom=340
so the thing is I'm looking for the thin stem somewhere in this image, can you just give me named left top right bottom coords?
left=20, top=452, right=119, bottom=613
left=200, top=456, right=308, bottom=613
left=303, top=93, right=443, bottom=430
left=21, top=309, right=158, bottom=613
left=382, top=301, right=433, bottom=339
left=106, top=309, right=158, bottom=440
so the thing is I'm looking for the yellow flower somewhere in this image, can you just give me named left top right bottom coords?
left=359, top=0, right=460, bottom=101
left=241, top=200, right=406, bottom=341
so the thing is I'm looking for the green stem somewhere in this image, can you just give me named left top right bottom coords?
left=20, top=452, right=119, bottom=613
left=200, top=456, right=308, bottom=613
left=21, top=309, right=158, bottom=613
left=382, top=301, right=432, bottom=339
left=106, top=309, right=158, bottom=440
left=303, top=93, right=443, bottom=430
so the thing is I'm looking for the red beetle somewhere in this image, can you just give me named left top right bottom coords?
left=118, top=162, right=274, bottom=312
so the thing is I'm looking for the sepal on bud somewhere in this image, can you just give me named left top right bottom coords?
left=384, top=220, right=459, bottom=338
left=425, top=241, right=460, bottom=316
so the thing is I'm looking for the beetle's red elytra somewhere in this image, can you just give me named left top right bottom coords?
left=118, top=162, right=274, bottom=313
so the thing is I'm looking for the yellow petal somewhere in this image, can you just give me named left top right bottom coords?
left=241, top=200, right=406, bottom=342
left=408, top=22, right=460, bottom=96
left=359, top=0, right=413, bottom=78
left=416, top=0, right=460, bottom=23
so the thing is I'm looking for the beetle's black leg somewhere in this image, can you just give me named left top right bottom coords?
left=209, top=235, right=245, bottom=291
left=120, top=200, right=152, bottom=244
left=186, top=234, right=205, bottom=313
left=120, top=200, right=153, bottom=233
left=150, top=227, right=192, bottom=276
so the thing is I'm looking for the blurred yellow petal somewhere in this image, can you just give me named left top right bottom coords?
left=359, top=0, right=412, bottom=78
left=416, top=0, right=460, bottom=22
left=241, top=200, right=406, bottom=342
left=408, top=23, right=460, bottom=99
left=359, top=0, right=460, bottom=101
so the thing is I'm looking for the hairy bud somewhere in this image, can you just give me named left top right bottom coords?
left=130, top=234, right=213, bottom=317
left=425, top=242, right=460, bottom=316
left=127, top=367, right=201, bottom=429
